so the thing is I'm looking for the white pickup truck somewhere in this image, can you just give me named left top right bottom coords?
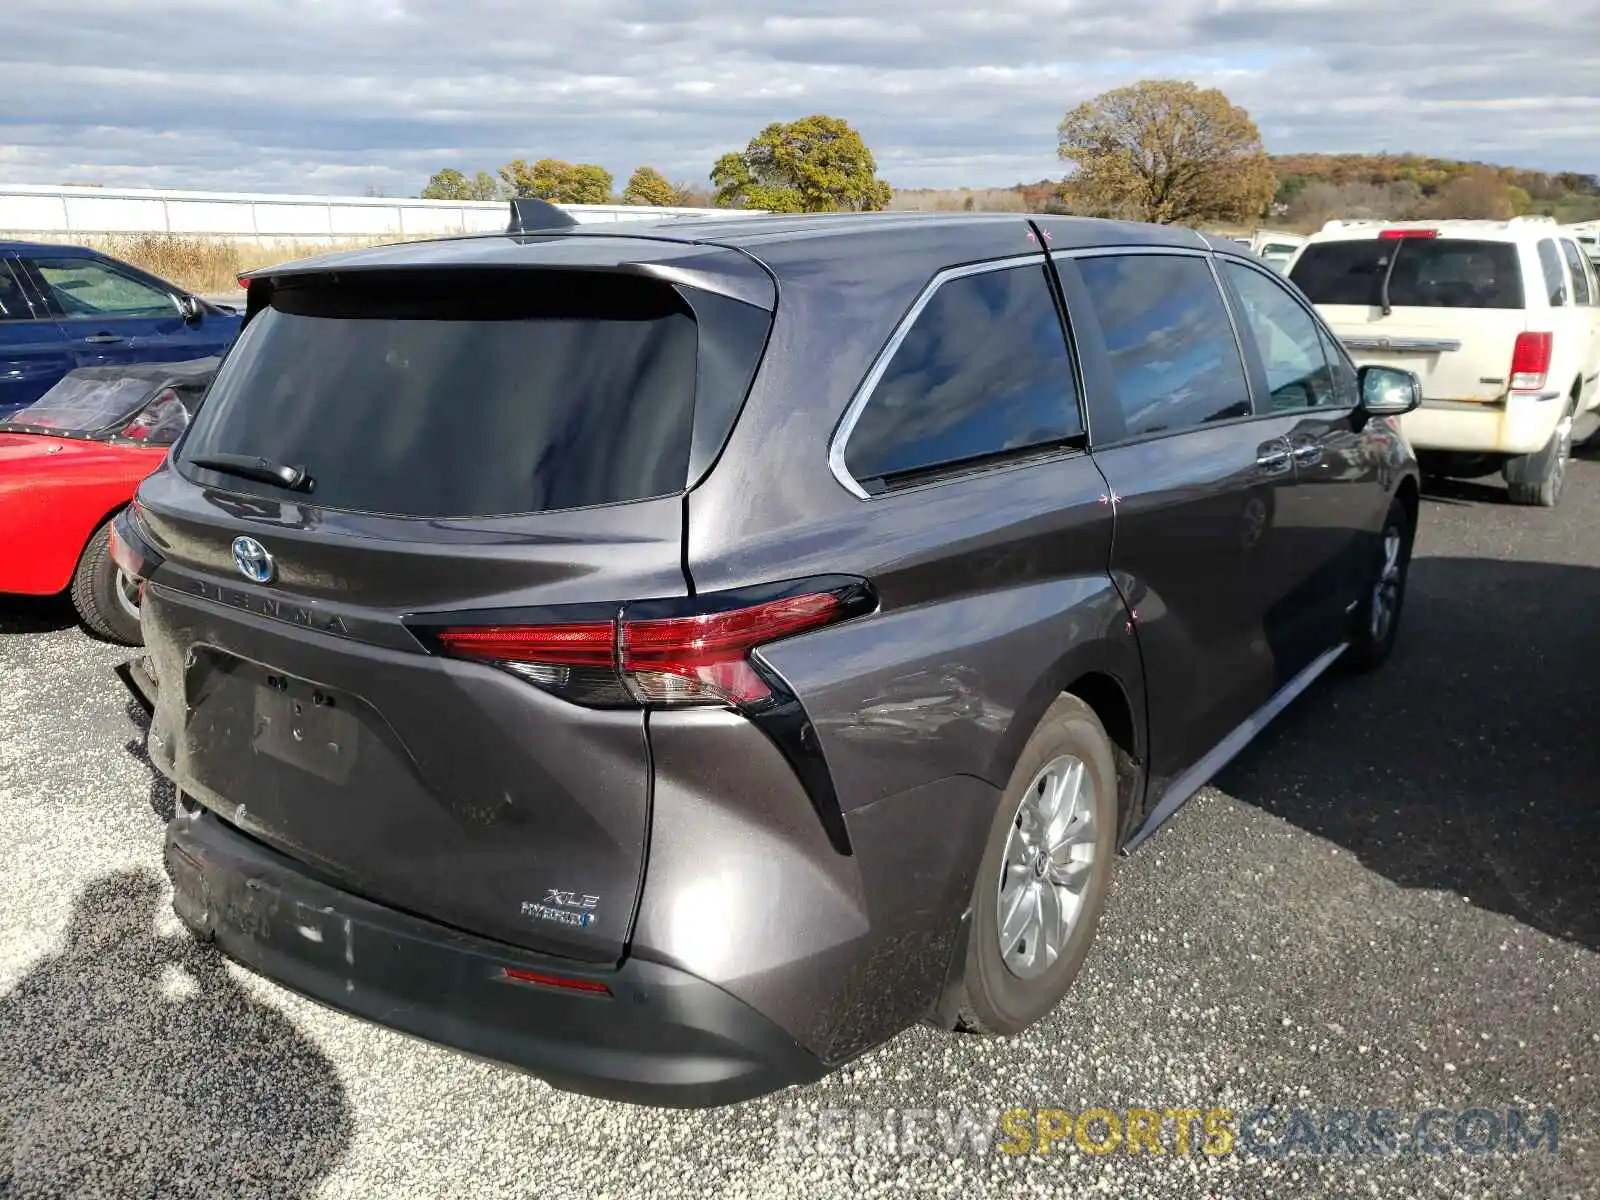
left=1288, top=217, right=1600, bottom=506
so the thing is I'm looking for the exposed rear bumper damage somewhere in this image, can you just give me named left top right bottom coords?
left=164, top=808, right=826, bottom=1108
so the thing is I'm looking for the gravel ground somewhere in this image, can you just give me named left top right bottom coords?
left=2, top=458, right=1597, bottom=1199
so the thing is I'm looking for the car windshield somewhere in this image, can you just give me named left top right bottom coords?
left=1291, top=237, right=1525, bottom=309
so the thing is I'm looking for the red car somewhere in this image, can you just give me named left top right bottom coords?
left=0, top=358, right=219, bottom=644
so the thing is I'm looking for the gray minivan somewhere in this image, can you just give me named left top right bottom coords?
left=115, top=205, right=1422, bottom=1107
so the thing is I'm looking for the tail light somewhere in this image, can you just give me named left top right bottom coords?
left=1510, top=332, right=1553, bottom=391
left=236, top=273, right=251, bottom=290
left=425, top=580, right=873, bottom=713
left=109, top=504, right=165, bottom=583
left=435, top=621, right=627, bottom=705
left=621, top=593, right=843, bottom=707
left=1379, top=228, right=1438, bottom=239
left=118, top=387, right=189, bottom=443
left=417, top=576, right=874, bottom=857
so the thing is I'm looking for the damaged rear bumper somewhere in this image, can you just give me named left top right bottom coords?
left=115, top=655, right=159, bottom=717
left=163, top=808, right=826, bottom=1108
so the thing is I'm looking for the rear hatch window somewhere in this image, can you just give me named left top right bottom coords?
left=178, top=270, right=757, bottom=518
left=1291, top=238, right=1524, bottom=309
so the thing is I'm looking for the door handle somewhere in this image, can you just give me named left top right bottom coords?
left=1291, top=441, right=1323, bottom=466
left=1255, top=441, right=1292, bottom=472
left=82, top=333, right=125, bottom=345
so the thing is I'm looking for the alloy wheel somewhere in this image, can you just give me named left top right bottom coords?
left=996, top=754, right=1098, bottom=980
left=1370, top=525, right=1404, bottom=644
left=113, top=568, right=142, bottom=623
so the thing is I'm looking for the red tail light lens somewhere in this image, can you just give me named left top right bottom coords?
left=1510, top=332, right=1553, bottom=391
left=436, top=622, right=615, bottom=666
left=425, top=580, right=872, bottom=710
left=436, top=621, right=626, bottom=704
left=1379, top=228, right=1438, bottom=239
left=621, top=592, right=843, bottom=707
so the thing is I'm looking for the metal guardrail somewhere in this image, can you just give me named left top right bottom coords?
left=0, top=183, right=763, bottom=244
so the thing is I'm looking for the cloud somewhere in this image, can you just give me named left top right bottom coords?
left=0, top=0, right=1594, bottom=195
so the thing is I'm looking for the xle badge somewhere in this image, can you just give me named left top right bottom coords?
left=522, top=890, right=600, bottom=929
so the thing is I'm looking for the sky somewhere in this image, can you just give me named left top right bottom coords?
left=2, top=0, right=1597, bottom=197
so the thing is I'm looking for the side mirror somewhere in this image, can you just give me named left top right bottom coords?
left=174, top=294, right=202, bottom=323
left=1358, top=365, right=1422, bottom=416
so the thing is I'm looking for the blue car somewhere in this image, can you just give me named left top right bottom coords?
left=0, top=241, right=243, bottom=418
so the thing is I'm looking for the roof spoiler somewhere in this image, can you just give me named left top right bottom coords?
left=507, top=198, right=578, bottom=234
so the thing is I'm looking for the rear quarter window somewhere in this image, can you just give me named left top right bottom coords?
left=1291, top=238, right=1525, bottom=310
left=841, top=262, right=1083, bottom=490
left=1538, top=240, right=1569, bottom=307
left=179, top=271, right=741, bottom=518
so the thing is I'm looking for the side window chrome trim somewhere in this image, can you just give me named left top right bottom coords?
left=1052, top=245, right=1212, bottom=261
left=827, top=252, right=1049, bottom=501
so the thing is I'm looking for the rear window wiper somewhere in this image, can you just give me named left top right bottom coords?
left=187, top=453, right=314, bottom=492
left=1378, top=243, right=1406, bottom=317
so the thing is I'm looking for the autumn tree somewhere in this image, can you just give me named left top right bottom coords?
left=1056, top=80, right=1276, bottom=225
left=623, top=166, right=679, bottom=207
left=1425, top=171, right=1515, bottom=220
left=498, top=158, right=614, bottom=204
left=712, top=115, right=893, bottom=213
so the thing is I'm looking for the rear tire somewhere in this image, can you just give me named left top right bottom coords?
left=951, top=695, right=1118, bottom=1036
left=1504, top=401, right=1574, bottom=507
left=1347, top=497, right=1412, bottom=673
left=70, top=522, right=144, bottom=646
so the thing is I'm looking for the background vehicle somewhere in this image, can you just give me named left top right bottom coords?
left=1250, top=229, right=1306, bottom=272
left=1562, top=221, right=1599, bottom=264
left=119, top=210, right=1420, bottom=1108
left=0, top=241, right=240, bottom=418
left=1289, top=217, right=1600, bottom=506
left=0, top=357, right=218, bottom=643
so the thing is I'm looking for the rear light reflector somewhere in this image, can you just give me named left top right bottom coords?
left=500, top=966, right=611, bottom=996
left=1510, top=331, right=1553, bottom=391
left=1379, top=228, right=1439, bottom=239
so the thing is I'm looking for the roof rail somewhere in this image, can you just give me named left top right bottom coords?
left=1320, top=218, right=1385, bottom=231
left=507, top=198, right=578, bottom=234
left=1507, top=214, right=1557, bottom=226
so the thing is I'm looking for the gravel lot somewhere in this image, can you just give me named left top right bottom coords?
left=2, top=458, right=1596, bottom=1199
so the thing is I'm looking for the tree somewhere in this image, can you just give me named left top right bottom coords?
left=1426, top=171, right=1515, bottom=220
left=623, top=166, right=680, bottom=207
left=1056, top=80, right=1276, bottom=225
left=422, top=168, right=504, bottom=201
left=498, top=158, right=614, bottom=204
left=674, top=182, right=715, bottom=208
left=422, top=168, right=472, bottom=200
left=711, top=115, right=893, bottom=212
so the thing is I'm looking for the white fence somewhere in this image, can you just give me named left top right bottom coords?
left=0, top=183, right=759, bottom=246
